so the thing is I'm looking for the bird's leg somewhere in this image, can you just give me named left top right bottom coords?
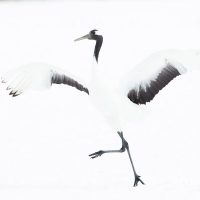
left=89, top=131, right=144, bottom=187
left=89, top=132, right=126, bottom=159
left=117, top=132, right=144, bottom=187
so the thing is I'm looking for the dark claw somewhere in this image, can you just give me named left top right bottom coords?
left=133, top=174, right=145, bottom=187
left=89, top=150, right=104, bottom=159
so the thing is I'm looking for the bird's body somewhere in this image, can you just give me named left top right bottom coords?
left=88, top=58, right=123, bottom=131
left=2, top=30, right=200, bottom=186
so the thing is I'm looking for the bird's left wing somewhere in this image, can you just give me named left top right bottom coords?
left=1, top=63, right=89, bottom=97
left=119, top=54, right=187, bottom=105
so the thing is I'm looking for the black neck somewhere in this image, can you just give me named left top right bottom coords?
left=93, top=35, right=103, bottom=63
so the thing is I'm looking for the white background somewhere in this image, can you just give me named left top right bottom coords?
left=0, top=0, right=200, bottom=199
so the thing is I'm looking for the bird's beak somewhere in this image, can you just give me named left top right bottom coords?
left=74, top=34, right=89, bottom=42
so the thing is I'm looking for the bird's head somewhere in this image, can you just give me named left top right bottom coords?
left=74, top=29, right=103, bottom=62
left=74, top=29, right=99, bottom=41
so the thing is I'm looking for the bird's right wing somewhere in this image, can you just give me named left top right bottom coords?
left=51, top=71, right=89, bottom=94
left=1, top=63, right=89, bottom=97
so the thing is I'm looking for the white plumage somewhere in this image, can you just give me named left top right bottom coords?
left=2, top=30, right=200, bottom=186
left=2, top=62, right=88, bottom=97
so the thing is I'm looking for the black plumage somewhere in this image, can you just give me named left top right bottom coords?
left=127, top=63, right=181, bottom=105
left=93, top=35, right=103, bottom=62
left=51, top=72, right=89, bottom=95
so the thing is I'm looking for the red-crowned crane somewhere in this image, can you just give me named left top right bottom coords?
left=3, top=29, right=200, bottom=187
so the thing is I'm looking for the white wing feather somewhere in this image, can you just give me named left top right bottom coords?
left=1, top=63, right=88, bottom=96
left=120, top=50, right=190, bottom=97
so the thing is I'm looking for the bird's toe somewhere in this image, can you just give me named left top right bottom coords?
left=133, top=175, right=145, bottom=187
left=89, top=150, right=104, bottom=159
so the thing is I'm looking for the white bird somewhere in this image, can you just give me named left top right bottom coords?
left=2, top=29, right=200, bottom=186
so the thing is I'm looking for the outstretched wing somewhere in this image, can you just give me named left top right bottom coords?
left=1, top=63, right=89, bottom=97
left=120, top=53, right=187, bottom=105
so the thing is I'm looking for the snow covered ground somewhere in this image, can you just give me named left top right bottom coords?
left=0, top=0, right=200, bottom=199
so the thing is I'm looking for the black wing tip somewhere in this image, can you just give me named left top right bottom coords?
left=12, top=94, right=19, bottom=97
left=9, top=91, right=14, bottom=95
left=1, top=77, right=6, bottom=83
left=9, top=90, right=21, bottom=97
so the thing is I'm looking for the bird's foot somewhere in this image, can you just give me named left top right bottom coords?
left=134, top=174, right=145, bottom=187
left=89, top=150, right=104, bottom=159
